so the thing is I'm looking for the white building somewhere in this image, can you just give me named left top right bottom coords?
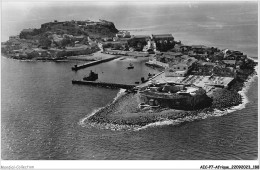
left=116, top=31, right=131, bottom=38
left=165, top=56, right=197, bottom=77
left=165, top=63, right=189, bottom=77
left=146, top=58, right=169, bottom=68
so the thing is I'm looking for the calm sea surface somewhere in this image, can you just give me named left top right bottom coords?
left=1, top=56, right=258, bottom=160
left=1, top=2, right=258, bottom=160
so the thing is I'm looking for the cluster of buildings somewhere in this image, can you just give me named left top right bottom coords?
left=3, top=19, right=249, bottom=78
left=2, top=36, right=38, bottom=58
left=146, top=52, right=197, bottom=77
left=136, top=38, right=250, bottom=109
left=165, top=55, right=197, bottom=77
left=102, top=31, right=177, bottom=53
left=3, top=19, right=253, bottom=110
left=2, top=19, right=111, bottom=59
left=100, top=30, right=247, bottom=84
left=146, top=42, right=248, bottom=78
left=3, top=31, right=97, bottom=60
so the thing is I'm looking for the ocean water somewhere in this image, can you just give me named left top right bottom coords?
left=1, top=56, right=258, bottom=160
left=2, top=2, right=257, bottom=57
left=1, top=2, right=258, bottom=160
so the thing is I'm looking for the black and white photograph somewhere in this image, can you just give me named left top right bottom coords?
left=1, top=0, right=259, bottom=169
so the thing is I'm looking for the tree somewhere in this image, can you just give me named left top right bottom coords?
left=102, top=43, right=112, bottom=48
left=39, top=36, right=51, bottom=48
left=113, top=43, right=123, bottom=50
left=60, top=38, right=71, bottom=47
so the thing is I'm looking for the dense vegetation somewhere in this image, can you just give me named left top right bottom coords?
left=127, top=39, right=148, bottom=51
left=19, top=20, right=118, bottom=42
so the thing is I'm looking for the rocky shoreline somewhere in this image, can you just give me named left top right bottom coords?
left=86, top=67, right=257, bottom=128
left=86, top=90, right=241, bottom=127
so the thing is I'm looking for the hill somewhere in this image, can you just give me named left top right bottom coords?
left=19, top=19, right=119, bottom=40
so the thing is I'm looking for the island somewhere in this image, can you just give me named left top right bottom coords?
left=1, top=19, right=257, bottom=129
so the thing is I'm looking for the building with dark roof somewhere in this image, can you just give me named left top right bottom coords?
left=132, top=35, right=151, bottom=40
left=152, top=34, right=175, bottom=52
left=152, top=34, right=174, bottom=40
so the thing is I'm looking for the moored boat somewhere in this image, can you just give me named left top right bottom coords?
left=83, top=70, right=98, bottom=81
left=127, top=63, right=134, bottom=69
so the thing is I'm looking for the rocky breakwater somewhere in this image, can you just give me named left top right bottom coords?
left=208, top=89, right=242, bottom=110
left=86, top=74, right=254, bottom=127
left=86, top=86, right=242, bottom=127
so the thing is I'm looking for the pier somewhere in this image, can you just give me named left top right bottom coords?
left=71, top=56, right=119, bottom=71
left=72, top=71, right=164, bottom=89
left=72, top=80, right=136, bottom=89
left=136, top=71, right=165, bottom=88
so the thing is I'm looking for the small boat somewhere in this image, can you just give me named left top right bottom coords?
left=83, top=70, right=98, bottom=81
left=127, top=63, right=134, bottom=69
